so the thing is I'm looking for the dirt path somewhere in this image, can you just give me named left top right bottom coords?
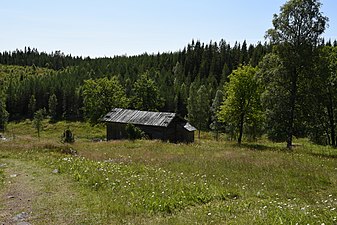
left=0, top=159, right=35, bottom=224
left=0, top=158, right=87, bottom=225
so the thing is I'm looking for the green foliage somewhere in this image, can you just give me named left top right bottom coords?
left=266, top=0, right=328, bottom=148
left=28, top=94, right=37, bottom=119
left=62, top=128, right=75, bottom=143
left=210, top=89, right=224, bottom=140
left=125, top=124, right=145, bottom=140
left=187, top=84, right=210, bottom=139
left=1, top=31, right=337, bottom=148
left=267, top=0, right=328, bottom=47
left=305, top=46, right=337, bottom=146
left=82, top=77, right=129, bottom=124
left=33, top=108, right=46, bottom=138
left=0, top=40, right=272, bottom=126
left=258, top=53, right=290, bottom=142
left=131, top=73, right=163, bottom=111
left=1, top=121, right=337, bottom=224
left=0, top=91, right=9, bottom=131
left=218, top=66, right=263, bottom=144
left=174, top=82, right=188, bottom=117
left=0, top=65, right=56, bottom=120
left=48, top=93, right=58, bottom=121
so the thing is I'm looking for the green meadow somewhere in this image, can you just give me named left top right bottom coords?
left=0, top=120, right=336, bottom=224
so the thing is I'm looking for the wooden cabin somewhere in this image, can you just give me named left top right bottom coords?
left=101, top=108, right=196, bottom=143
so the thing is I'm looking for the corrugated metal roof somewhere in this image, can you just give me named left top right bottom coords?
left=102, top=108, right=177, bottom=127
left=184, top=122, right=197, bottom=131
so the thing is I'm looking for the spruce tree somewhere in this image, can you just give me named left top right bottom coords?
left=210, top=90, right=224, bottom=141
left=28, top=94, right=36, bottom=119
left=0, top=92, right=9, bottom=131
left=33, top=109, right=45, bottom=138
left=187, top=83, right=210, bottom=140
left=48, top=94, right=58, bottom=121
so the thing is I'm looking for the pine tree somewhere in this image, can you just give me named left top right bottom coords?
left=210, top=90, right=224, bottom=141
left=48, top=93, right=58, bottom=121
left=33, top=109, right=45, bottom=138
left=175, top=83, right=188, bottom=117
left=0, top=92, right=9, bottom=131
left=187, top=84, right=210, bottom=139
left=28, top=94, right=36, bottom=119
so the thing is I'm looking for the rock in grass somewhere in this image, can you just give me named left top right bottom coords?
left=52, top=169, right=59, bottom=174
left=12, top=212, right=29, bottom=221
left=17, top=222, right=32, bottom=225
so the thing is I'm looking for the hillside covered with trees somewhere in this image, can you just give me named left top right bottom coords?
left=1, top=0, right=337, bottom=148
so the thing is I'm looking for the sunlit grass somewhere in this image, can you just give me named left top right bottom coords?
left=0, top=169, right=3, bottom=188
left=1, top=120, right=337, bottom=224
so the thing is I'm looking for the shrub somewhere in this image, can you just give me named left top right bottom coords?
left=62, top=128, right=75, bottom=143
left=125, top=124, right=144, bottom=140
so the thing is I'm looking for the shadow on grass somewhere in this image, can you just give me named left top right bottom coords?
left=310, top=152, right=337, bottom=159
left=239, top=143, right=288, bottom=152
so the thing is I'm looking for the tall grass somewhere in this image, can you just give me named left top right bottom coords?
left=0, top=169, right=3, bottom=187
left=1, top=120, right=337, bottom=224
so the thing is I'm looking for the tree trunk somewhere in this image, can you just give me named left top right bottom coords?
left=325, top=128, right=331, bottom=146
left=238, top=112, right=244, bottom=145
left=198, top=126, right=201, bottom=140
left=327, top=96, right=336, bottom=146
left=287, top=71, right=298, bottom=149
left=215, top=129, right=219, bottom=141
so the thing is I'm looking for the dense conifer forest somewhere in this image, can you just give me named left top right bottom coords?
left=0, top=40, right=270, bottom=121
left=1, top=0, right=337, bottom=148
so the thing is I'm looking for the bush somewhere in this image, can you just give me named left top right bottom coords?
left=125, top=124, right=144, bottom=140
left=62, top=128, right=75, bottom=143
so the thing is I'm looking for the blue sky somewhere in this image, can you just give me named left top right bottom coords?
left=1, top=0, right=336, bottom=57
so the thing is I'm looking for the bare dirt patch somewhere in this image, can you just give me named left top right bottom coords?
left=0, top=159, right=37, bottom=224
left=0, top=158, right=86, bottom=225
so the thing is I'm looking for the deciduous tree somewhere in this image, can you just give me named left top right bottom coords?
left=218, top=66, right=262, bottom=144
left=131, top=73, right=163, bottom=111
left=82, top=77, right=128, bottom=124
left=266, top=0, right=328, bottom=148
left=187, top=83, right=210, bottom=139
left=305, top=46, right=337, bottom=145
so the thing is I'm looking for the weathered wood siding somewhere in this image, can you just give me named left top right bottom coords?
left=107, top=123, right=127, bottom=140
left=106, top=121, right=194, bottom=143
left=103, top=108, right=196, bottom=143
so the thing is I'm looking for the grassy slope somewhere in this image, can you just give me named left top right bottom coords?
left=0, top=120, right=337, bottom=224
